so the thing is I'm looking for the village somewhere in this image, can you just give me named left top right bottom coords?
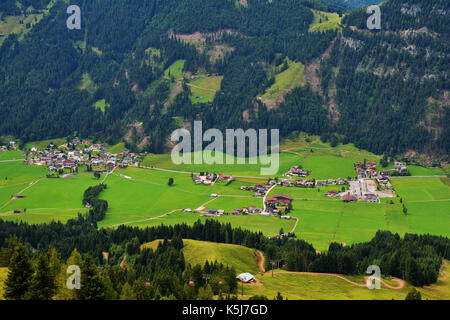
left=22, top=137, right=145, bottom=174
left=8, top=139, right=407, bottom=229
left=191, top=160, right=406, bottom=225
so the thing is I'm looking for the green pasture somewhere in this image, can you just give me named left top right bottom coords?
left=189, top=75, right=223, bottom=104
left=142, top=151, right=299, bottom=177
left=244, top=267, right=448, bottom=300
left=164, top=60, right=186, bottom=79
left=260, top=59, right=305, bottom=103
left=142, top=239, right=258, bottom=274
left=309, top=9, right=342, bottom=33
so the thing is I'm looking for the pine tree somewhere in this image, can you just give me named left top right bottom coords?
left=120, top=282, right=136, bottom=300
left=4, top=244, right=34, bottom=300
left=77, top=255, right=106, bottom=300
left=405, top=288, right=422, bottom=300
left=26, top=251, right=57, bottom=300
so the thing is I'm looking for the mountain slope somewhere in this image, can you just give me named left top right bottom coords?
left=0, top=0, right=448, bottom=161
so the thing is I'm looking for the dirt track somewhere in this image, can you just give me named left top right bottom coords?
left=268, top=271, right=405, bottom=290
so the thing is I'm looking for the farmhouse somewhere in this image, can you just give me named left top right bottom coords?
left=325, top=190, right=339, bottom=197
left=247, top=206, right=261, bottom=214
left=342, top=194, right=357, bottom=203
left=236, top=273, right=254, bottom=283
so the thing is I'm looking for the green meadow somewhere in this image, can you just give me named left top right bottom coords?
left=390, top=178, right=450, bottom=237
left=94, top=99, right=109, bottom=112
left=189, top=75, right=223, bottom=104
left=260, top=59, right=305, bottom=103
left=142, top=239, right=258, bottom=274
left=0, top=170, right=99, bottom=224
left=164, top=60, right=186, bottom=79
left=0, top=151, right=24, bottom=160
left=142, top=151, right=299, bottom=177
left=308, top=9, right=342, bottom=33
left=24, top=138, right=66, bottom=150
left=0, top=267, right=6, bottom=300
left=244, top=264, right=450, bottom=300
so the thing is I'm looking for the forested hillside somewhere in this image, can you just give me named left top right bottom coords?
left=0, top=0, right=448, bottom=159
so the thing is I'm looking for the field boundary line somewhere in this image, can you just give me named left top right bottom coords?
left=107, top=209, right=183, bottom=228
left=0, top=178, right=43, bottom=210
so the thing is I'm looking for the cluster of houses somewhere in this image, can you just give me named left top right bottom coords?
left=354, top=161, right=379, bottom=178
left=24, top=138, right=143, bottom=172
left=0, top=141, right=18, bottom=151
left=193, top=173, right=216, bottom=185
left=240, top=183, right=273, bottom=197
left=201, top=206, right=263, bottom=217
left=355, top=161, right=409, bottom=178
left=285, top=166, right=310, bottom=178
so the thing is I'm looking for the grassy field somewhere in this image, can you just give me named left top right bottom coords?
left=23, top=138, right=66, bottom=151
left=189, top=75, right=223, bottom=104
left=0, top=171, right=99, bottom=224
left=0, top=159, right=98, bottom=224
left=142, top=151, right=299, bottom=177
left=0, top=151, right=24, bottom=160
left=164, top=60, right=186, bottom=79
left=142, top=239, right=258, bottom=273
left=0, top=267, right=6, bottom=300
left=244, top=263, right=450, bottom=300
left=260, top=59, right=305, bottom=103
left=94, top=99, right=109, bottom=112
left=390, top=178, right=450, bottom=237
left=106, top=142, right=125, bottom=154
left=309, top=9, right=342, bottom=33
left=97, top=167, right=294, bottom=235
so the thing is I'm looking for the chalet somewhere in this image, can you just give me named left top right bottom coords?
left=342, top=194, right=357, bottom=203
left=206, top=209, right=219, bottom=215
left=236, top=273, right=254, bottom=283
left=273, top=194, right=293, bottom=203
left=247, top=206, right=261, bottom=214
left=202, top=213, right=216, bottom=218
left=327, top=179, right=336, bottom=185
left=316, top=181, right=326, bottom=187
left=305, top=180, right=315, bottom=187
left=337, top=178, right=346, bottom=185
left=325, top=190, right=339, bottom=197
left=265, top=197, right=277, bottom=205
left=230, top=209, right=241, bottom=215
left=280, top=215, right=291, bottom=220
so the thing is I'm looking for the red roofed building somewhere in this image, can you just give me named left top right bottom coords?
left=342, top=194, right=357, bottom=203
